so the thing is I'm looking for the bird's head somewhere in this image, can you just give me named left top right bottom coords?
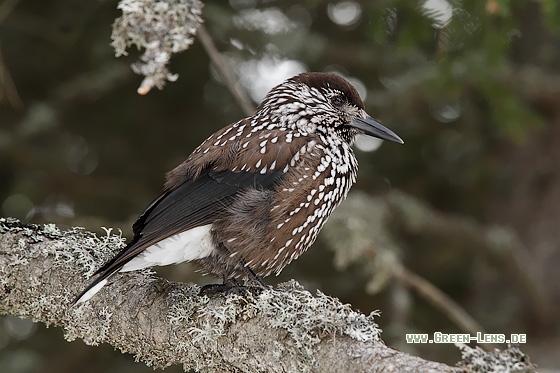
left=255, top=72, right=404, bottom=145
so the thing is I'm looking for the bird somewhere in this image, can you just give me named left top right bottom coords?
left=75, top=72, right=403, bottom=303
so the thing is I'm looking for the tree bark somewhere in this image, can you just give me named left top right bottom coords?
left=0, top=217, right=528, bottom=372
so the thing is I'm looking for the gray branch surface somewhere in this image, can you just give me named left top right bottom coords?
left=0, top=217, right=459, bottom=372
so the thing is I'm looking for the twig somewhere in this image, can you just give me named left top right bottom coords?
left=0, top=41, right=23, bottom=109
left=197, top=23, right=255, bottom=116
left=384, top=191, right=552, bottom=327
left=321, top=191, right=528, bottom=353
left=392, top=262, right=497, bottom=350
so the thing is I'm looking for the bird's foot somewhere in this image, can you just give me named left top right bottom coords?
left=241, top=264, right=270, bottom=289
left=198, top=277, right=266, bottom=297
left=199, top=277, right=239, bottom=296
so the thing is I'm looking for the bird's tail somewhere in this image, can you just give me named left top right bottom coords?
left=73, top=266, right=121, bottom=304
left=73, top=235, right=144, bottom=304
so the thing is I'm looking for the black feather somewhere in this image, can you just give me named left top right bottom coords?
left=74, top=169, right=284, bottom=302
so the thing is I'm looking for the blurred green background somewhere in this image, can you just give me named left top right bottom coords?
left=1, top=0, right=559, bottom=371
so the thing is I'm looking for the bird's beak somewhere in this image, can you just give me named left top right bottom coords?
left=350, top=114, right=404, bottom=144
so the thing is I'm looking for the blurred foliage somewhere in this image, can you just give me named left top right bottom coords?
left=1, top=0, right=560, bottom=371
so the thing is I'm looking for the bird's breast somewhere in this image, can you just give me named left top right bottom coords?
left=213, top=137, right=359, bottom=276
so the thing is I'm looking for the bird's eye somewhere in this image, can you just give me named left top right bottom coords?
left=331, top=95, right=345, bottom=107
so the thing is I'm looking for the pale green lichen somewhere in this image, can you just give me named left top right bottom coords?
left=66, top=303, right=114, bottom=345
left=61, top=226, right=126, bottom=278
left=0, top=218, right=126, bottom=279
left=42, top=224, right=62, bottom=237
left=179, top=281, right=381, bottom=372
left=2, top=218, right=385, bottom=372
left=256, top=284, right=381, bottom=354
left=456, top=343, right=536, bottom=373
left=111, top=0, right=203, bottom=93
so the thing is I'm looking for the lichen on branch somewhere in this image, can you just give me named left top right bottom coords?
left=111, top=0, right=204, bottom=94
left=0, top=217, right=534, bottom=372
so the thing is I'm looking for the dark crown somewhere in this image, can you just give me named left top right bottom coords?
left=253, top=73, right=368, bottom=143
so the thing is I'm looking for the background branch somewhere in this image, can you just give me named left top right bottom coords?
left=197, top=24, right=255, bottom=116
left=322, top=192, right=549, bottom=350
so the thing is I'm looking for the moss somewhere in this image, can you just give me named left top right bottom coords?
left=111, top=0, right=203, bottom=92
left=170, top=280, right=382, bottom=372
left=1, top=217, right=386, bottom=371
left=456, top=343, right=536, bottom=373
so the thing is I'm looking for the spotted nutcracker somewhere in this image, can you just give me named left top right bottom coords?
left=75, top=72, right=403, bottom=303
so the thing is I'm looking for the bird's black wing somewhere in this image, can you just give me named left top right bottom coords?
left=90, top=169, right=284, bottom=279
left=74, top=168, right=285, bottom=303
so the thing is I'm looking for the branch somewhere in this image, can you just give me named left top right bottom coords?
left=0, top=217, right=459, bottom=372
left=198, top=24, right=255, bottom=117
left=322, top=192, right=494, bottom=348
left=391, top=262, right=490, bottom=344
left=0, top=40, right=23, bottom=109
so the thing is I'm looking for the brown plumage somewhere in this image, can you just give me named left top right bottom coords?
left=75, top=72, right=403, bottom=303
